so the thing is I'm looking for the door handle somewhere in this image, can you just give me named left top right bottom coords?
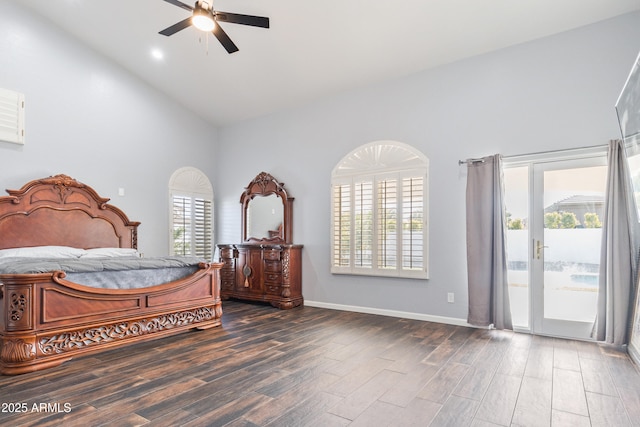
left=536, top=240, right=548, bottom=260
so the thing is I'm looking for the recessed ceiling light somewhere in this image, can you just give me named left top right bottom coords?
left=150, top=48, right=164, bottom=61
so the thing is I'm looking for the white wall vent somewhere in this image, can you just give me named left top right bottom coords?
left=0, top=88, right=25, bottom=145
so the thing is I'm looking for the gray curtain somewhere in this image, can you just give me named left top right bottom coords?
left=465, top=154, right=513, bottom=330
left=595, top=140, right=639, bottom=344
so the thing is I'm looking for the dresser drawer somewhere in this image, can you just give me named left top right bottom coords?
left=264, top=260, right=282, bottom=272
left=263, top=250, right=281, bottom=261
left=221, top=279, right=235, bottom=290
left=220, top=270, right=235, bottom=280
left=265, top=284, right=281, bottom=295
left=220, top=247, right=235, bottom=258
left=264, top=272, right=282, bottom=284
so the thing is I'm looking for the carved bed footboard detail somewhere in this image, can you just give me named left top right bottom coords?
left=1, top=338, right=36, bottom=363
left=0, top=300, right=222, bottom=374
left=39, top=306, right=219, bottom=355
left=0, top=267, right=223, bottom=374
left=5, top=286, right=33, bottom=331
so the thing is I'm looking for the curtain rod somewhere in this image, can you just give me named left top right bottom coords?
left=458, top=142, right=611, bottom=165
left=458, top=158, right=485, bottom=165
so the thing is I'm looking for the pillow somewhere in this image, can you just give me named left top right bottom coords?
left=0, top=245, right=86, bottom=259
left=81, top=247, right=141, bottom=258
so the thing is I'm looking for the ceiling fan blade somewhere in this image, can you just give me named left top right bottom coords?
left=159, top=17, right=193, bottom=36
left=161, top=0, right=193, bottom=12
left=215, top=12, right=270, bottom=28
left=212, top=24, right=239, bottom=54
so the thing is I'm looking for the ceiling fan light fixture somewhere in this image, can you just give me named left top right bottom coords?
left=192, top=8, right=215, bottom=32
left=159, top=0, right=269, bottom=54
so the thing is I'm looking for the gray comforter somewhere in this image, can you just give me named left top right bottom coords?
left=0, top=256, right=207, bottom=290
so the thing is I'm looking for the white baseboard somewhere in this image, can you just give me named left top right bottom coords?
left=629, top=343, right=640, bottom=367
left=304, top=300, right=472, bottom=327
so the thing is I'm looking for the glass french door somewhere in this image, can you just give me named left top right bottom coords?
left=504, top=153, right=607, bottom=339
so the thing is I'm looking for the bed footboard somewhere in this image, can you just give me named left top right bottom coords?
left=0, top=263, right=223, bottom=375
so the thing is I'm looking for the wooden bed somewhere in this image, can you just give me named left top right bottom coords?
left=0, top=174, right=222, bottom=375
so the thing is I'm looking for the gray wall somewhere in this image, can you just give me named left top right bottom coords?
left=0, top=1, right=219, bottom=257
left=216, top=12, right=640, bottom=321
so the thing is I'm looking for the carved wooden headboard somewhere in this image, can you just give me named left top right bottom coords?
left=0, top=174, right=140, bottom=250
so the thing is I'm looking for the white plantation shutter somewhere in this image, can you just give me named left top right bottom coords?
left=402, top=176, right=424, bottom=271
left=355, top=180, right=374, bottom=268
left=172, top=195, right=192, bottom=256
left=331, top=141, right=429, bottom=279
left=378, top=178, right=397, bottom=270
left=171, top=196, right=212, bottom=258
left=193, top=198, right=212, bottom=258
left=169, top=168, right=214, bottom=260
left=0, top=88, right=25, bottom=145
left=332, top=183, right=351, bottom=267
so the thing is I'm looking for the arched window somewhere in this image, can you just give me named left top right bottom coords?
left=331, top=141, right=429, bottom=279
left=169, top=167, right=214, bottom=259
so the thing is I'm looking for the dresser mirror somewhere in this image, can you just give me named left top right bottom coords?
left=247, top=194, right=284, bottom=240
left=241, top=172, right=294, bottom=243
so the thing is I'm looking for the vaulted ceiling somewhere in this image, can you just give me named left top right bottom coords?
left=14, top=0, right=640, bottom=126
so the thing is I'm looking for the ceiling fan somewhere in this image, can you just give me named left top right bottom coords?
left=159, top=0, right=270, bottom=54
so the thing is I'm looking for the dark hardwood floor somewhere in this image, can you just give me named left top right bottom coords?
left=2, top=300, right=640, bottom=426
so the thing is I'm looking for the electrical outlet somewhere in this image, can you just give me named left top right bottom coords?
left=447, top=293, right=455, bottom=303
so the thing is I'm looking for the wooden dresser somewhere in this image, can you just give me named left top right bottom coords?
left=218, top=172, right=303, bottom=309
left=218, top=243, right=303, bottom=309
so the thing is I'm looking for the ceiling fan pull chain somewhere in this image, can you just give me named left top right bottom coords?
left=197, top=34, right=209, bottom=56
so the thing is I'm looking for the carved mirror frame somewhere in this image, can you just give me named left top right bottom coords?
left=240, top=172, right=294, bottom=244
